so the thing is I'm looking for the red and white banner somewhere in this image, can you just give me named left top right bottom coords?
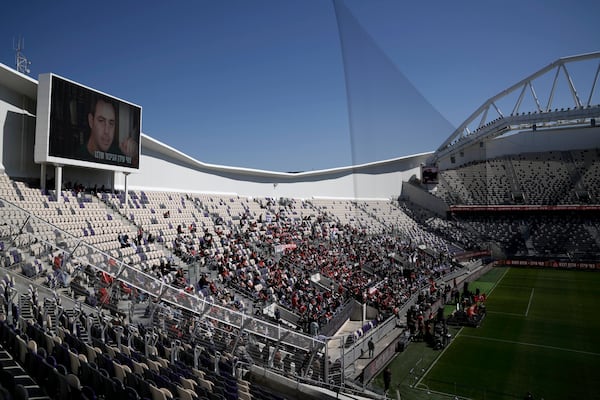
left=274, top=243, right=297, bottom=253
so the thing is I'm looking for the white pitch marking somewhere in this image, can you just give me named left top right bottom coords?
left=525, top=288, right=534, bottom=317
left=460, top=334, right=600, bottom=357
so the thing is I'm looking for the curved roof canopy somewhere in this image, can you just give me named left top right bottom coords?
left=430, top=51, right=600, bottom=165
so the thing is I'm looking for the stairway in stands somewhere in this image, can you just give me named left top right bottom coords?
left=18, top=293, right=34, bottom=324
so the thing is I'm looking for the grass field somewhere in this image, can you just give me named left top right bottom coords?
left=372, top=267, right=600, bottom=400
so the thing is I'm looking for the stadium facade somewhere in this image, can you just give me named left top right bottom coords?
left=0, top=62, right=429, bottom=201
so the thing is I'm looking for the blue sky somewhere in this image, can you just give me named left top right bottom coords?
left=1, top=0, right=599, bottom=172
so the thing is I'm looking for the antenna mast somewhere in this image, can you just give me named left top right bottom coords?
left=14, top=36, right=31, bottom=74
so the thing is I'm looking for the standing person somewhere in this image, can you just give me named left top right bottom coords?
left=53, top=253, right=69, bottom=287
left=368, top=338, right=375, bottom=358
left=274, top=307, right=281, bottom=323
left=383, top=367, right=392, bottom=395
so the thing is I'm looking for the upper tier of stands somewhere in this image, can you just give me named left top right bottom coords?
left=434, top=149, right=600, bottom=205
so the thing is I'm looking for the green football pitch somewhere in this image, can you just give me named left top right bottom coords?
left=372, top=267, right=600, bottom=400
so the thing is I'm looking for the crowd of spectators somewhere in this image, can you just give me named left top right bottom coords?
left=454, top=211, right=600, bottom=260
left=159, top=197, right=461, bottom=336
left=1, top=172, right=466, bottom=343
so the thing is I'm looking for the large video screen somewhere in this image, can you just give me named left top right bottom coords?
left=35, top=74, right=141, bottom=171
left=421, top=165, right=439, bottom=184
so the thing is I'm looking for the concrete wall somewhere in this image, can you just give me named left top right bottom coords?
left=0, top=84, right=37, bottom=177
left=401, top=181, right=449, bottom=216
left=486, top=126, right=600, bottom=158
left=118, top=143, right=428, bottom=199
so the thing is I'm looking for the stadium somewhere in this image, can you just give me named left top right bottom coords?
left=0, top=3, right=599, bottom=400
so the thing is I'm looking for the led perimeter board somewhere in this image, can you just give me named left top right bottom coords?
left=35, top=73, right=141, bottom=171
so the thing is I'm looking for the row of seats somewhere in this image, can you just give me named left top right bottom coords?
left=436, top=149, right=600, bottom=206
